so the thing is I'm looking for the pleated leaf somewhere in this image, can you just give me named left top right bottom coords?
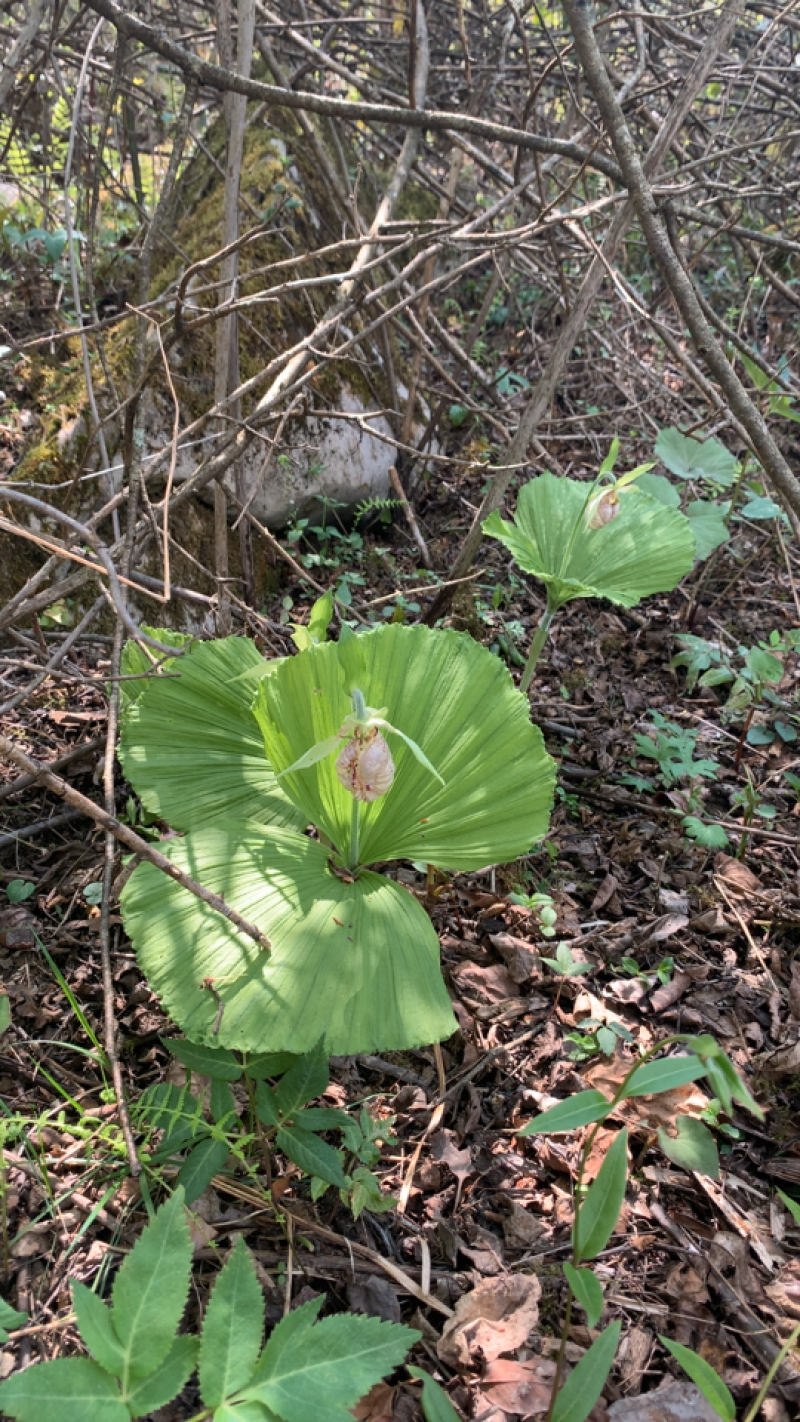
left=484, top=472, right=695, bottom=610
left=121, top=823, right=457, bottom=1055
left=253, top=623, right=555, bottom=870
left=118, top=637, right=304, bottom=833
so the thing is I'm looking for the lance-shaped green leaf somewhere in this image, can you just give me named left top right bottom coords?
left=563, top=1264, right=604, bottom=1330
left=118, top=637, right=305, bottom=833
left=518, top=1090, right=611, bottom=1136
left=483, top=472, right=695, bottom=611
left=657, top=1116, right=719, bottom=1180
left=573, top=1129, right=628, bottom=1263
left=121, top=823, right=457, bottom=1055
left=254, top=623, right=555, bottom=869
left=198, top=1237, right=264, bottom=1409
left=551, top=1320, right=621, bottom=1422
left=658, top=1338, right=735, bottom=1420
left=110, top=1186, right=192, bottom=1387
left=0, top=1358, right=129, bottom=1422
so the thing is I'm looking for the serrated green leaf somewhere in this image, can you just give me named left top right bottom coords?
left=518, top=1090, right=611, bottom=1136
left=623, top=1056, right=707, bottom=1098
left=71, top=1281, right=126, bottom=1377
left=0, top=1298, right=28, bottom=1342
left=243, top=1051, right=298, bottom=1080
left=293, top=1106, right=353, bottom=1134
left=0, top=1358, right=129, bottom=1422
left=210, top=1077, right=237, bottom=1125
left=198, top=1237, right=264, bottom=1408
left=238, top=1302, right=419, bottom=1422
left=110, top=1187, right=192, bottom=1387
left=658, top=1337, right=735, bottom=1420
left=138, top=1082, right=207, bottom=1153
left=126, top=1334, right=199, bottom=1417
left=277, top=1125, right=348, bottom=1188
left=275, top=1041, right=329, bottom=1116
left=178, top=1137, right=232, bottom=1204
left=563, top=1264, right=604, bottom=1329
left=255, top=1081, right=280, bottom=1126
left=407, top=1366, right=462, bottom=1421
left=657, top=1117, right=719, bottom=1179
left=682, top=817, right=730, bottom=850
left=213, top=1402, right=281, bottom=1421
left=574, top=1129, right=628, bottom=1263
left=551, top=1320, right=621, bottom=1422
left=166, top=1038, right=242, bottom=1081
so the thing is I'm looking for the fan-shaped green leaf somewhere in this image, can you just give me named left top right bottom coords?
left=119, top=638, right=305, bottom=833
left=655, top=427, right=738, bottom=486
left=119, top=626, right=191, bottom=708
left=253, top=623, right=555, bottom=870
left=686, top=501, right=729, bottom=560
left=483, top=472, right=695, bottom=611
left=121, top=823, right=457, bottom=1055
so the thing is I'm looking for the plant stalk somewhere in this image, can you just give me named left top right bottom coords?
left=349, top=796, right=360, bottom=870
left=520, top=600, right=557, bottom=694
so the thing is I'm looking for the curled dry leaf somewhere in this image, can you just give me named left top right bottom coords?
left=437, top=1273, right=541, bottom=1369
left=585, top=1059, right=709, bottom=1134
left=713, top=853, right=761, bottom=896
left=764, top=1259, right=800, bottom=1320
left=476, top=1357, right=557, bottom=1418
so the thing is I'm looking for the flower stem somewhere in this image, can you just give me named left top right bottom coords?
left=348, top=795, right=360, bottom=870
left=520, top=600, right=557, bottom=694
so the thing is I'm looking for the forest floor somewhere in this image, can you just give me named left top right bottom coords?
left=2, top=448, right=800, bottom=1422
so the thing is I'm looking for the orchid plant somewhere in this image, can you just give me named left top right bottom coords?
left=118, top=616, right=555, bottom=1056
left=484, top=442, right=697, bottom=691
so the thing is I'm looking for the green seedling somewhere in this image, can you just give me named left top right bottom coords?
left=484, top=442, right=695, bottom=691
left=620, top=955, right=674, bottom=986
left=518, top=1034, right=764, bottom=1421
left=507, top=889, right=558, bottom=937
left=118, top=609, right=555, bottom=1056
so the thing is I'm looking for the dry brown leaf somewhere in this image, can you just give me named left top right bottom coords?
left=584, top=1060, right=709, bottom=1132
left=351, top=1381, right=396, bottom=1421
left=451, top=961, right=519, bottom=1005
left=436, top=1274, right=541, bottom=1369
left=713, top=853, right=760, bottom=895
left=607, top=1380, right=724, bottom=1420
left=789, top=961, right=800, bottom=1022
left=477, top=1357, right=556, bottom=1417
left=616, top=1326, right=653, bottom=1393
left=591, top=874, right=620, bottom=912
left=649, top=972, right=694, bottom=1015
left=490, top=933, right=541, bottom=984
left=764, top=1259, right=800, bottom=1319
left=501, top=1198, right=546, bottom=1248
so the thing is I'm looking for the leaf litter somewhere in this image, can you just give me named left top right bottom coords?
left=3, top=452, right=800, bottom=1420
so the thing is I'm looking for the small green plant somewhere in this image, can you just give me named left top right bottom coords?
left=139, top=1036, right=396, bottom=1216
left=519, top=1034, right=765, bottom=1421
left=483, top=442, right=695, bottom=691
left=631, top=711, right=720, bottom=787
left=118, top=612, right=555, bottom=1056
left=620, top=954, right=674, bottom=985
left=507, top=888, right=558, bottom=936
left=0, top=1187, right=420, bottom=1422
left=672, top=628, right=799, bottom=755
left=5, top=880, right=35, bottom=904
left=565, top=1018, right=634, bottom=1062
left=646, top=425, right=739, bottom=559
